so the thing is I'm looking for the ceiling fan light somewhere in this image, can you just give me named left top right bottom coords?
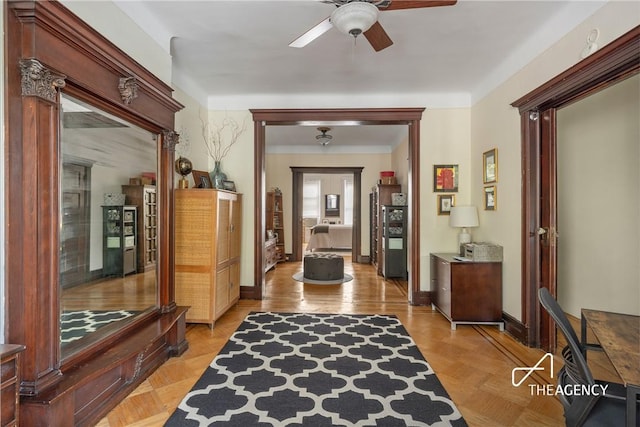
left=331, top=2, right=379, bottom=37
left=316, top=127, right=333, bottom=146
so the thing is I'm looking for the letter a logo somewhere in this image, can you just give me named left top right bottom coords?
left=512, top=353, right=554, bottom=387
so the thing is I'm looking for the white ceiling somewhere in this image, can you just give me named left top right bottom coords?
left=114, top=0, right=606, bottom=152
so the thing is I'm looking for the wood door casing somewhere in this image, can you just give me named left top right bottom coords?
left=512, top=27, right=639, bottom=349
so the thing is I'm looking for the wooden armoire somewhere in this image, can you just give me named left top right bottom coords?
left=175, top=189, right=243, bottom=326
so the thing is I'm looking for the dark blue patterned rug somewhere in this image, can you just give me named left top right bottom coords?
left=60, top=309, right=138, bottom=346
left=166, top=312, right=467, bottom=426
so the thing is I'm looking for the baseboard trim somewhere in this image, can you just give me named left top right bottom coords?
left=411, top=290, right=431, bottom=306
left=502, top=311, right=528, bottom=345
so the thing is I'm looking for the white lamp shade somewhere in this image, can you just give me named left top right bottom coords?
left=449, top=206, right=479, bottom=228
left=331, top=2, right=379, bottom=37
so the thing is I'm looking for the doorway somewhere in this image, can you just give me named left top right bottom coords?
left=512, top=27, right=639, bottom=350
left=290, top=167, right=363, bottom=262
left=249, top=108, right=424, bottom=302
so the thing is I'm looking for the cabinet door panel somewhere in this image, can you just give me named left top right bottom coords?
left=436, top=259, right=451, bottom=317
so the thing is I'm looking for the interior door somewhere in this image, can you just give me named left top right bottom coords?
left=60, top=163, right=91, bottom=288
left=539, top=108, right=559, bottom=353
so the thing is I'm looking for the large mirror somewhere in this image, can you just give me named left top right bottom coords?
left=59, top=94, right=158, bottom=357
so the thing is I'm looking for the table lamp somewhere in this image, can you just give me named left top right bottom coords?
left=449, top=206, right=479, bottom=251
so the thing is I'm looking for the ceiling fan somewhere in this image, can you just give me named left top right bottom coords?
left=289, top=0, right=457, bottom=52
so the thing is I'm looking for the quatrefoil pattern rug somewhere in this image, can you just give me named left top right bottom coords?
left=166, top=312, right=467, bottom=426
left=60, top=309, right=138, bottom=345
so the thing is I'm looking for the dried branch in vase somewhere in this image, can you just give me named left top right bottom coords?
left=199, top=111, right=248, bottom=162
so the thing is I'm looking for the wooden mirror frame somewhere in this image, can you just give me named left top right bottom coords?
left=5, top=2, right=187, bottom=425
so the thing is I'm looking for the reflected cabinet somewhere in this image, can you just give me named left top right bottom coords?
left=4, top=1, right=187, bottom=425
left=122, top=185, right=157, bottom=272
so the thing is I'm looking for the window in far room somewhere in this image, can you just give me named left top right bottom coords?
left=343, top=176, right=354, bottom=225
left=303, top=178, right=321, bottom=220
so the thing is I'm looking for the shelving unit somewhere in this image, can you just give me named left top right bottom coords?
left=370, top=184, right=401, bottom=275
left=266, top=191, right=285, bottom=262
left=102, top=205, right=137, bottom=277
left=382, top=205, right=408, bottom=279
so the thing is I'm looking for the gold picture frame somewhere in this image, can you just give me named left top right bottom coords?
left=484, top=185, right=497, bottom=211
left=437, top=194, right=455, bottom=215
left=483, top=148, right=498, bottom=184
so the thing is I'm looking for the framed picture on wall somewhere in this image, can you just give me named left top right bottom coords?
left=483, top=148, right=498, bottom=183
left=484, top=185, right=497, bottom=211
left=437, top=194, right=455, bottom=215
left=191, top=170, right=212, bottom=188
left=433, top=164, right=459, bottom=192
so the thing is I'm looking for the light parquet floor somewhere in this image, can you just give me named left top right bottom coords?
left=96, top=258, right=617, bottom=427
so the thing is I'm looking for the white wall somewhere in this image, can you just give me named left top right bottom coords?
left=557, top=74, right=640, bottom=317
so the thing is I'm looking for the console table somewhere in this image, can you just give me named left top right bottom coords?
left=430, top=253, right=503, bottom=330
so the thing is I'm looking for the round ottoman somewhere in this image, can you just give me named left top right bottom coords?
left=303, top=253, right=344, bottom=281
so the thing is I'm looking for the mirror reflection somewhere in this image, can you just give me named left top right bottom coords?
left=60, top=94, right=158, bottom=356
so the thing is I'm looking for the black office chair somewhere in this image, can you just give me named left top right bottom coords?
left=538, top=288, right=634, bottom=427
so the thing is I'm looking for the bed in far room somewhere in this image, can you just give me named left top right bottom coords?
left=307, top=224, right=352, bottom=251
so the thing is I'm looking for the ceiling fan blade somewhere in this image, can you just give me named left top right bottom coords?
left=364, top=21, right=393, bottom=52
left=381, top=1, right=457, bottom=11
left=289, top=16, right=333, bottom=48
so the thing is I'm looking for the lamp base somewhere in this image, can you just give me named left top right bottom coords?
left=458, top=228, right=471, bottom=255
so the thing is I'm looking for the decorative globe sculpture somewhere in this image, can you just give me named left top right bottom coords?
left=175, top=156, right=193, bottom=188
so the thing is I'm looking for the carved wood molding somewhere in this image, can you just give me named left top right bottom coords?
left=162, top=130, right=179, bottom=151
left=118, top=76, right=139, bottom=105
left=19, top=59, right=66, bottom=101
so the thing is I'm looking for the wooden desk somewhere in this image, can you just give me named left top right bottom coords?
left=581, top=309, right=640, bottom=427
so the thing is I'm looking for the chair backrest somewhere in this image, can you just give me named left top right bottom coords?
left=538, top=288, right=594, bottom=385
left=538, top=288, right=599, bottom=427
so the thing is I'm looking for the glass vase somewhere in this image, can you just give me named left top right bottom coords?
left=209, top=160, right=227, bottom=189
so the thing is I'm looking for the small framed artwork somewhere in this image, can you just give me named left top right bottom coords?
left=223, top=180, right=236, bottom=192
left=433, top=164, right=459, bottom=193
left=437, top=194, right=455, bottom=215
left=483, top=148, right=498, bottom=184
left=191, top=170, right=213, bottom=188
left=484, top=185, right=497, bottom=211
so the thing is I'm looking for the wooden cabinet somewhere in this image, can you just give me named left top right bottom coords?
left=266, top=191, right=285, bottom=262
left=382, top=205, right=407, bottom=279
left=265, top=237, right=278, bottom=272
left=371, top=184, right=401, bottom=275
left=102, top=205, right=137, bottom=277
left=122, top=185, right=157, bottom=272
left=175, top=189, right=242, bottom=326
left=430, top=253, right=503, bottom=330
left=1, top=345, right=25, bottom=427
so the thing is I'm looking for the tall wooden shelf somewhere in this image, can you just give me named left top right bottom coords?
left=266, top=191, right=285, bottom=262
left=122, top=185, right=157, bottom=272
left=175, top=189, right=242, bottom=326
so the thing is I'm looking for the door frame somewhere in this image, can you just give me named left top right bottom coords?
left=512, top=27, right=639, bottom=349
left=249, top=108, right=424, bottom=301
left=290, top=167, right=363, bottom=262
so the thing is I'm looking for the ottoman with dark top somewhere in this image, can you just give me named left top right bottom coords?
left=303, top=252, right=344, bottom=281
